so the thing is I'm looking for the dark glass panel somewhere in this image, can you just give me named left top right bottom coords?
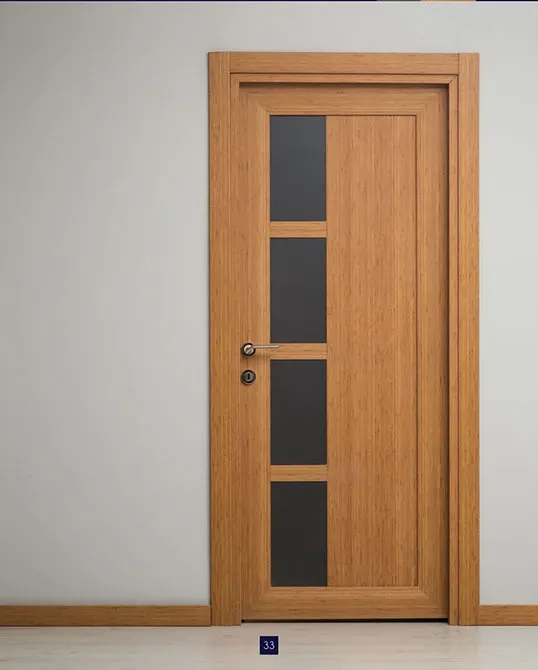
left=270, top=238, right=326, bottom=343
left=271, top=481, right=327, bottom=587
left=270, top=116, right=326, bottom=222
left=271, top=360, right=326, bottom=465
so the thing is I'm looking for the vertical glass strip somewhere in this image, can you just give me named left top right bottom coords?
left=271, top=481, right=327, bottom=587
left=270, top=238, right=326, bottom=343
left=270, top=116, right=326, bottom=222
left=271, top=360, right=327, bottom=465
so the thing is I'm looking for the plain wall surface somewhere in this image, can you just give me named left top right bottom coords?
left=1, top=1, right=538, bottom=605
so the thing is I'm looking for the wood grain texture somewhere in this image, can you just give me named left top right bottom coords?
left=245, top=587, right=445, bottom=621
left=271, top=465, right=328, bottom=482
left=478, top=606, right=538, bottom=626
left=417, top=92, right=450, bottom=615
left=448, top=76, right=460, bottom=626
left=270, top=222, right=326, bottom=238
left=327, top=116, right=418, bottom=590
left=238, top=89, right=272, bottom=620
left=457, top=54, right=480, bottom=627
left=270, top=343, right=327, bottom=360
left=247, top=85, right=442, bottom=116
left=230, top=53, right=459, bottom=75
left=0, top=606, right=210, bottom=627
left=235, top=74, right=456, bottom=85
left=212, top=53, right=479, bottom=625
left=209, top=52, right=241, bottom=626
left=238, top=82, right=451, bottom=621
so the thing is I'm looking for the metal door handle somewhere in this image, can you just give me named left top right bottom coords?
left=241, top=342, right=280, bottom=357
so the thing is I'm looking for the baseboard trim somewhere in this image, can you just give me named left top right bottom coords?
left=4, top=604, right=537, bottom=626
left=0, top=605, right=211, bottom=627
left=479, top=605, right=538, bottom=625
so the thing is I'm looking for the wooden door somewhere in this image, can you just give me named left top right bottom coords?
left=235, top=83, right=449, bottom=620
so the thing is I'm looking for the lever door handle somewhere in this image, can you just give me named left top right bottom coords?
left=241, top=342, right=279, bottom=357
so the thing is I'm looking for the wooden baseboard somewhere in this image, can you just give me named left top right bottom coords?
left=0, top=605, right=211, bottom=627
left=479, top=605, right=538, bottom=626
left=4, top=604, right=537, bottom=626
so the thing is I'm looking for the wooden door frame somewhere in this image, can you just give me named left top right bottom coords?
left=209, top=52, right=479, bottom=626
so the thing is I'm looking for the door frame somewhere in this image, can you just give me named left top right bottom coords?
left=209, top=52, right=479, bottom=626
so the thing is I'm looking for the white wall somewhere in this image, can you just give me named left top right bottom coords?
left=1, top=1, right=538, bottom=606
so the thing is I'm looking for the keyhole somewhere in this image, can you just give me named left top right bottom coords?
left=241, top=369, right=256, bottom=385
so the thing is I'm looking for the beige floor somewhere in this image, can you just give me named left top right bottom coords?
left=1, top=622, right=538, bottom=669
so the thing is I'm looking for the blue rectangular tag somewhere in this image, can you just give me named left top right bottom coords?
left=259, top=635, right=279, bottom=655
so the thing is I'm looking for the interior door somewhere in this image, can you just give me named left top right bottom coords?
left=235, top=84, right=449, bottom=620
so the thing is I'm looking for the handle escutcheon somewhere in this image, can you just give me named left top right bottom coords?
left=241, top=342, right=280, bottom=357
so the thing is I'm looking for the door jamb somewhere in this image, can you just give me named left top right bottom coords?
left=209, top=52, right=479, bottom=626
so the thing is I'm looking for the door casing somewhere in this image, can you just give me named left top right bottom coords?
left=209, top=52, right=479, bottom=626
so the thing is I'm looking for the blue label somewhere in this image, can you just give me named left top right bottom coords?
left=259, top=635, right=279, bottom=655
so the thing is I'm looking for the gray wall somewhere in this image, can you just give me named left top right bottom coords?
left=1, top=1, right=537, bottom=605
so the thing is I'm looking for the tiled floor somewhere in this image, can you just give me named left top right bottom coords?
left=2, top=622, right=538, bottom=669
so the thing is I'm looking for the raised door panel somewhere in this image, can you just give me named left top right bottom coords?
left=327, top=115, right=418, bottom=588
